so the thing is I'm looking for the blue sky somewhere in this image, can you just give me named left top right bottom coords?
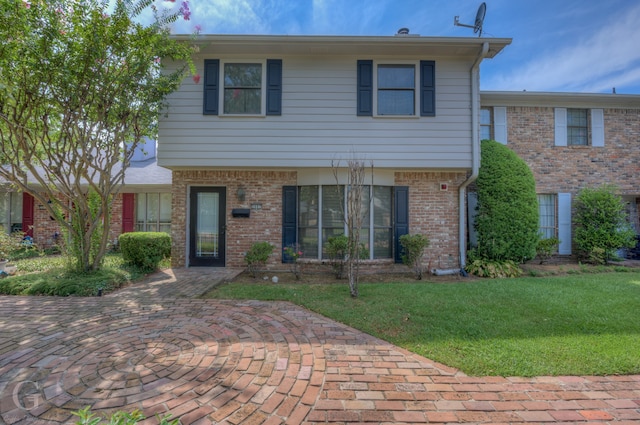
left=166, top=0, right=640, bottom=94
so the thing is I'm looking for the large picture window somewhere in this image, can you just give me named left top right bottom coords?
left=297, top=185, right=393, bottom=260
left=136, top=193, right=171, bottom=233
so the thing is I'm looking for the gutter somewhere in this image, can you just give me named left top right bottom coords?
left=458, top=42, right=489, bottom=268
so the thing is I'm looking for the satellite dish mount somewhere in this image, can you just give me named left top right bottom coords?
left=454, top=2, right=486, bottom=37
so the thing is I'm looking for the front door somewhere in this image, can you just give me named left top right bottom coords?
left=189, top=187, right=226, bottom=267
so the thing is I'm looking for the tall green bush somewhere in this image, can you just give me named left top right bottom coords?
left=474, top=140, right=539, bottom=262
left=573, top=185, right=635, bottom=263
left=119, top=232, right=171, bottom=272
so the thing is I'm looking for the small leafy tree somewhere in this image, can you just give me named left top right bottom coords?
left=399, top=234, right=430, bottom=280
left=326, top=234, right=349, bottom=279
left=474, top=140, right=539, bottom=263
left=536, top=236, right=560, bottom=264
left=283, top=244, right=303, bottom=280
left=573, top=185, right=635, bottom=263
left=0, top=0, right=195, bottom=272
left=245, top=242, right=274, bottom=278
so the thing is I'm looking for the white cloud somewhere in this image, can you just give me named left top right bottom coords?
left=485, top=3, right=640, bottom=93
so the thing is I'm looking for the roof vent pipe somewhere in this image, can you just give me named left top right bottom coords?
left=397, top=27, right=410, bottom=35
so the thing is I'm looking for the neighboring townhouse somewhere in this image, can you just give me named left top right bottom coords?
left=0, top=142, right=172, bottom=249
left=480, top=91, right=640, bottom=255
left=158, top=34, right=511, bottom=269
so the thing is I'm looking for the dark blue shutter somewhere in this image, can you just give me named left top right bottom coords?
left=203, top=59, right=219, bottom=115
left=394, top=186, right=409, bottom=263
left=266, top=59, right=282, bottom=116
left=357, top=60, right=373, bottom=116
left=282, top=186, right=297, bottom=263
left=420, top=60, right=435, bottom=117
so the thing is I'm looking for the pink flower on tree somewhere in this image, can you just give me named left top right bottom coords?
left=23, top=1, right=31, bottom=8
left=180, top=1, right=191, bottom=20
left=192, top=74, right=201, bottom=84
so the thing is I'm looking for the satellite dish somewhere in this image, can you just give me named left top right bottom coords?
left=454, top=2, right=486, bottom=37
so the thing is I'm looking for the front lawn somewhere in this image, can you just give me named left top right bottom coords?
left=205, top=271, right=640, bottom=377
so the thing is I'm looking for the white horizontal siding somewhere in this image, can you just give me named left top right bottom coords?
left=159, top=55, right=473, bottom=169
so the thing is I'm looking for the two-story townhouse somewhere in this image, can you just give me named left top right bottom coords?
left=480, top=91, right=640, bottom=255
left=159, top=34, right=511, bottom=269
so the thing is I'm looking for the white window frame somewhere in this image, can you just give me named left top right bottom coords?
left=373, top=60, right=420, bottom=118
left=219, top=59, right=267, bottom=117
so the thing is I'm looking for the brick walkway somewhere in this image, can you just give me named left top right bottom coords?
left=0, top=269, right=639, bottom=424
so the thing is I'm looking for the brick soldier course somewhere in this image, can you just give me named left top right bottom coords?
left=1, top=269, right=639, bottom=424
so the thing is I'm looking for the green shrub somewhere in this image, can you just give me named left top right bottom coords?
left=119, top=232, right=171, bottom=272
left=244, top=241, right=274, bottom=277
left=474, top=140, right=539, bottom=263
left=0, top=231, right=30, bottom=261
left=573, top=185, right=636, bottom=263
left=326, top=235, right=349, bottom=279
left=536, top=236, right=560, bottom=264
left=465, top=258, right=522, bottom=278
left=399, top=234, right=430, bottom=280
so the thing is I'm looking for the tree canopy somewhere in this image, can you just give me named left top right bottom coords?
left=0, top=0, right=195, bottom=271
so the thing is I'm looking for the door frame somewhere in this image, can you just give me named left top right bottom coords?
left=189, top=186, right=226, bottom=267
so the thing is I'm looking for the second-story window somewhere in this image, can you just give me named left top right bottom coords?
left=567, top=108, right=588, bottom=146
left=377, top=64, right=416, bottom=116
left=223, top=63, right=262, bottom=114
left=480, top=108, right=492, bottom=140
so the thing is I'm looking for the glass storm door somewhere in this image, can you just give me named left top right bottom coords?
left=189, top=187, right=226, bottom=267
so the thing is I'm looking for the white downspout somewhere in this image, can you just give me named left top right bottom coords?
left=459, top=42, right=489, bottom=269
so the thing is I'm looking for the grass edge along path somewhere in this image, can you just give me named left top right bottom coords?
left=205, top=271, right=640, bottom=377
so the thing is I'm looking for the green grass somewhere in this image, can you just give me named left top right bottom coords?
left=205, top=272, right=640, bottom=377
left=0, top=254, right=162, bottom=296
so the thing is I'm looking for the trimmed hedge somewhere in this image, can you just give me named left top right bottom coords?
left=119, top=232, right=171, bottom=272
left=474, top=140, right=539, bottom=263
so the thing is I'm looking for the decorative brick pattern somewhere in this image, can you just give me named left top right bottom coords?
left=1, top=270, right=639, bottom=424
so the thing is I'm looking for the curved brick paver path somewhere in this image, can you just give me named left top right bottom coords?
left=1, top=269, right=639, bottom=424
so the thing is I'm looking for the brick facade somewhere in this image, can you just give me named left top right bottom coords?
left=504, top=107, right=640, bottom=195
left=171, top=169, right=466, bottom=271
left=171, top=170, right=298, bottom=268
left=395, top=171, right=467, bottom=270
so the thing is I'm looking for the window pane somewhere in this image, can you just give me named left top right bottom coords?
left=224, top=88, right=261, bottom=114
left=299, top=186, right=318, bottom=227
left=373, top=228, right=392, bottom=258
left=378, top=65, right=414, bottom=88
left=299, top=228, right=318, bottom=258
left=567, top=109, right=587, bottom=126
left=480, top=108, right=491, bottom=125
left=373, top=186, right=391, bottom=227
left=224, top=63, right=261, bottom=87
left=159, top=193, right=172, bottom=222
left=322, top=186, right=344, bottom=228
left=538, top=194, right=556, bottom=239
left=136, top=194, right=146, bottom=230
left=567, top=109, right=588, bottom=146
left=147, top=194, right=159, bottom=223
left=378, top=90, right=414, bottom=115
